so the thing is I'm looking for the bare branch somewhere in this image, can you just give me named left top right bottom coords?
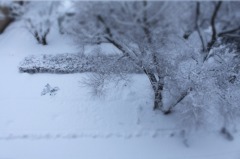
left=195, top=2, right=206, bottom=52
left=218, top=26, right=240, bottom=37
left=207, top=1, right=222, bottom=51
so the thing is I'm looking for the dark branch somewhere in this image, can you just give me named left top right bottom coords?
left=97, top=15, right=113, bottom=38
left=207, top=1, right=222, bottom=51
left=196, top=2, right=206, bottom=52
left=218, top=26, right=240, bottom=37
left=168, top=87, right=193, bottom=112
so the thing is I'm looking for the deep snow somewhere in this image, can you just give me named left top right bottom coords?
left=0, top=21, right=240, bottom=159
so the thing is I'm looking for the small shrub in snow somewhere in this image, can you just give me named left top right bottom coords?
left=41, top=83, right=60, bottom=96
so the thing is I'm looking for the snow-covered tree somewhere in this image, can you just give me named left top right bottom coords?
left=69, top=1, right=240, bottom=135
left=23, top=2, right=60, bottom=45
left=181, top=1, right=240, bottom=59
left=71, top=1, right=195, bottom=114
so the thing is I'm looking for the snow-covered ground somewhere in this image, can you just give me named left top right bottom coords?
left=0, top=21, right=240, bottom=159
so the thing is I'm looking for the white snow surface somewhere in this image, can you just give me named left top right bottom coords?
left=0, top=21, right=240, bottom=159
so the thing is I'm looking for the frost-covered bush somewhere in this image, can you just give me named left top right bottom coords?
left=172, top=42, right=240, bottom=136
left=41, top=83, right=60, bottom=96
left=19, top=53, right=140, bottom=74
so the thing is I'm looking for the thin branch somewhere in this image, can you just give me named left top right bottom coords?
left=218, top=26, right=240, bottom=37
left=169, top=87, right=193, bottom=111
left=219, top=34, right=240, bottom=38
left=195, top=2, right=206, bottom=52
left=96, top=15, right=113, bottom=38
left=204, top=1, right=222, bottom=62
left=207, top=1, right=222, bottom=51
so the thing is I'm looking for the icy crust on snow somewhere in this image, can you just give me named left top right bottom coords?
left=19, top=53, right=141, bottom=74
